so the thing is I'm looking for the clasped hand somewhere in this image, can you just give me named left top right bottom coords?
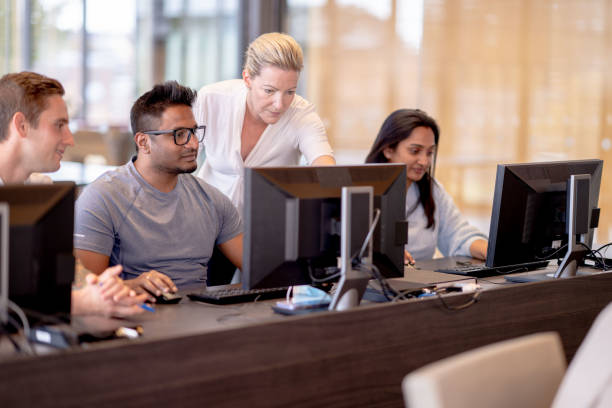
left=75, top=265, right=149, bottom=318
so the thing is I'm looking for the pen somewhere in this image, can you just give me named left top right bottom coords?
left=140, top=303, right=155, bottom=313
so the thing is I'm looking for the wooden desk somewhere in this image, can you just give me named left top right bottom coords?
left=1, top=264, right=612, bottom=407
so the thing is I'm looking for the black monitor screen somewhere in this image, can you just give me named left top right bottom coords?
left=486, top=159, right=602, bottom=268
left=243, top=164, right=407, bottom=289
left=0, top=203, right=8, bottom=325
left=0, top=182, right=76, bottom=323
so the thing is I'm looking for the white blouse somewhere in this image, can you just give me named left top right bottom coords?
left=193, top=79, right=333, bottom=215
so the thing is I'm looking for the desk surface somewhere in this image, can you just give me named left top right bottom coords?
left=1, top=259, right=611, bottom=407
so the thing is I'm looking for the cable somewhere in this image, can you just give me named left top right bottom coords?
left=435, top=289, right=481, bottom=311
left=492, top=266, right=529, bottom=275
left=359, top=263, right=395, bottom=299
left=6, top=315, right=29, bottom=351
left=306, top=207, right=382, bottom=285
left=6, top=331, right=23, bottom=352
left=535, top=241, right=612, bottom=270
left=358, top=262, right=405, bottom=301
left=357, top=208, right=381, bottom=261
left=19, top=307, right=71, bottom=326
left=307, top=264, right=341, bottom=283
left=589, top=242, right=612, bottom=269
left=477, top=277, right=515, bottom=286
left=0, top=321, right=23, bottom=353
left=362, top=267, right=420, bottom=302
left=8, top=300, right=30, bottom=339
left=534, top=241, right=604, bottom=270
left=389, top=287, right=420, bottom=302
left=578, top=242, right=601, bottom=267
left=535, top=244, right=568, bottom=261
left=6, top=300, right=35, bottom=355
left=360, top=260, right=481, bottom=307
left=309, top=207, right=384, bottom=294
left=347, top=207, right=399, bottom=300
left=578, top=242, right=610, bottom=271
left=594, top=242, right=612, bottom=255
left=349, top=205, right=483, bottom=307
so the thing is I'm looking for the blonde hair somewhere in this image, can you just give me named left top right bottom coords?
left=243, top=32, right=304, bottom=77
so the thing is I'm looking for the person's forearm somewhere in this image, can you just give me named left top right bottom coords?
left=469, top=239, right=488, bottom=260
left=311, top=155, right=335, bottom=166
left=74, top=249, right=110, bottom=275
left=71, top=289, right=95, bottom=315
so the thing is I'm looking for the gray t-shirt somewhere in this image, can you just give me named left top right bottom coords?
left=74, top=159, right=243, bottom=289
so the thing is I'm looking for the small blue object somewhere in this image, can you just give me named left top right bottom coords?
left=291, top=285, right=332, bottom=306
left=140, top=303, right=155, bottom=313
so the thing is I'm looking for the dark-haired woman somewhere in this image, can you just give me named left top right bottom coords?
left=366, top=109, right=487, bottom=263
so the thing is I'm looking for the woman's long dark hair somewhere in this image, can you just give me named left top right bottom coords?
left=365, top=109, right=440, bottom=228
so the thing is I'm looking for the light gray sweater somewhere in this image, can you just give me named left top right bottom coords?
left=406, top=179, right=487, bottom=260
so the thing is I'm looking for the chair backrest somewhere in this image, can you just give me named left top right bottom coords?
left=402, top=332, right=566, bottom=408
left=552, top=302, right=612, bottom=408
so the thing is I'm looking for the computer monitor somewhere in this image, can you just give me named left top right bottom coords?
left=486, top=159, right=602, bottom=278
left=0, top=202, right=8, bottom=325
left=243, top=164, right=407, bottom=291
left=0, top=182, right=76, bottom=325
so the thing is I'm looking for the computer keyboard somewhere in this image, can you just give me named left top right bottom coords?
left=435, top=260, right=549, bottom=278
left=187, top=286, right=289, bottom=305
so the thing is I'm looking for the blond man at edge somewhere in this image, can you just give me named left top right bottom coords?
left=194, top=32, right=335, bottom=215
left=0, top=71, right=147, bottom=317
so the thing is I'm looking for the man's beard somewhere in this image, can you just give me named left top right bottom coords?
left=160, top=149, right=198, bottom=174
left=155, top=160, right=197, bottom=175
left=165, top=163, right=197, bottom=174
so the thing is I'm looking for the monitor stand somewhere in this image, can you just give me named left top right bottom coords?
left=329, top=186, right=373, bottom=311
left=506, top=174, right=592, bottom=283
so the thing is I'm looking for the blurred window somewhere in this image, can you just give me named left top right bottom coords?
left=287, top=0, right=612, bottom=246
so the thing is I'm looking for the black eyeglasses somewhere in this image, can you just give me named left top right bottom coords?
left=142, top=125, right=206, bottom=146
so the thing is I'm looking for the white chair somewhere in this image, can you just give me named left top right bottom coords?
left=402, top=332, right=566, bottom=408
left=552, top=302, right=612, bottom=408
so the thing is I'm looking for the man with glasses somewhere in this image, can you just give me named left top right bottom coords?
left=74, top=81, right=243, bottom=297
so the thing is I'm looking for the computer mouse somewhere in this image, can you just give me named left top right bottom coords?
left=150, top=291, right=182, bottom=304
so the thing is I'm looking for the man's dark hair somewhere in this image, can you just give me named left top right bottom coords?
left=0, top=71, right=65, bottom=142
left=130, top=80, right=197, bottom=136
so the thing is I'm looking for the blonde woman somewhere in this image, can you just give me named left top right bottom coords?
left=194, top=32, right=335, bottom=214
